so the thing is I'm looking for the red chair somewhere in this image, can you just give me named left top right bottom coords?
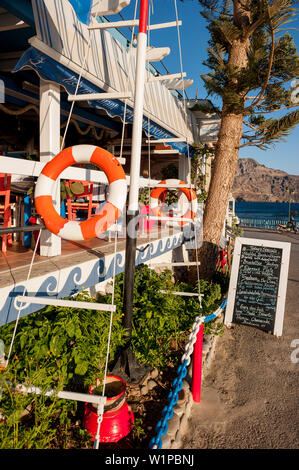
left=64, top=180, right=99, bottom=221
left=139, top=205, right=157, bottom=233
left=0, top=173, right=13, bottom=253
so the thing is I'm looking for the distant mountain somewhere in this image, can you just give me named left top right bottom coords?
left=232, top=158, right=299, bottom=202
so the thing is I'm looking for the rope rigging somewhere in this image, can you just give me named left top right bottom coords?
left=0, top=103, right=105, bottom=141
left=1, top=0, right=203, bottom=450
left=174, top=0, right=202, bottom=306
left=0, top=0, right=139, bottom=449
left=145, top=0, right=202, bottom=305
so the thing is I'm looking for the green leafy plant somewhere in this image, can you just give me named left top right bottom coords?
left=0, top=289, right=127, bottom=390
left=99, top=265, right=223, bottom=368
left=191, top=145, right=214, bottom=203
left=0, top=289, right=127, bottom=449
left=132, top=417, right=146, bottom=441
left=0, top=268, right=224, bottom=448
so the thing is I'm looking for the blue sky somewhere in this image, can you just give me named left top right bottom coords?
left=116, top=0, right=299, bottom=175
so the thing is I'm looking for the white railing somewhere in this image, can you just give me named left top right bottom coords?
left=0, top=155, right=158, bottom=188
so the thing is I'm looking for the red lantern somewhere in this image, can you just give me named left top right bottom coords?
left=83, top=375, right=134, bottom=443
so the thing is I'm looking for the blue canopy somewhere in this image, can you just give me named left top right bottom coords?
left=68, top=0, right=93, bottom=24
left=14, top=47, right=193, bottom=157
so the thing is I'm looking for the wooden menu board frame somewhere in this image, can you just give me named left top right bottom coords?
left=224, top=237, right=291, bottom=337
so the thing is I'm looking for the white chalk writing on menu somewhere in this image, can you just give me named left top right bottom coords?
left=233, top=244, right=282, bottom=332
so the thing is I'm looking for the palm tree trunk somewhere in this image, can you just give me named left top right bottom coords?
left=192, top=26, right=251, bottom=280
left=197, top=110, right=244, bottom=280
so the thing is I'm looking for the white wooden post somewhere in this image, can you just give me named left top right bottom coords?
left=178, top=154, right=191, bottom=183
left=178, top=154, right=191, bottom=213
left=39, top=80, right=61, bottom=256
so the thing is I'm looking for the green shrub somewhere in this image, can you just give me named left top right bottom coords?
left=0, top=265, right=224, bottom=448
left=0, top=290, right=127, bottom=448
left=0, top=289, right=127, bottom=389
left=98, top=265, right=223, bottom=368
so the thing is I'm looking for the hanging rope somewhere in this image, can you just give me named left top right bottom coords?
left=118, top=0, right=139, bottom=162
left=2, top=16, right=106, bottom=373
left=93, top=230, right=119, bottom=449
left=3, top=0, right=107, bottom=376
left=60, top=1, right=109, bottom=151
left=147, top=2, right=153, bottom=242
left=92, top=1, right=140, bottom=446
left=0, top=1, right=135, bottom=416
left=0, top=229, right=42, bottom=398
left=174, top=0, right=202, bottom=307
left=118, top=0, right=139, bottom=303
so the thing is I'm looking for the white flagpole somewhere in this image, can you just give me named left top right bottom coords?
left=128, top=0, right=149, bottom=213
left=121, top=0, right=150, bottom=380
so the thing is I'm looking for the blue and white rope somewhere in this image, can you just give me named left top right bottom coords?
left=149, top=298, right=227, bottom=449
left=203, top=298, right=227, bottom=324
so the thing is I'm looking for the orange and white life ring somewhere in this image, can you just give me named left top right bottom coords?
left=149, top=179, right=198, bottom=227
left=35, top=145, right=127, bottom=241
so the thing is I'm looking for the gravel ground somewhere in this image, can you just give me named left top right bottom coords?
left=182, top=229, right=299, bottom=449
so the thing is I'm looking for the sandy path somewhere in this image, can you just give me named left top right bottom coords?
left=182, top=229, right=299, bottom=449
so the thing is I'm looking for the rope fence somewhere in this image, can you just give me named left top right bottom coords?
left=149, top=298, right=227, bottom=449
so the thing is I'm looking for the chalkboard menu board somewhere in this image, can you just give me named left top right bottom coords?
left=225, top=238, right=291, bottom=336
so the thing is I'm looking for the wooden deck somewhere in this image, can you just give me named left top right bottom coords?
left=0, top=237, right=122, bottom=287
left=0, top=228, right=172, bottom=288
left=0, top=228, right=185, bottom=326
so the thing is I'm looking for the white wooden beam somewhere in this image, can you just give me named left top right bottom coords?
left=164, top=78, right=194, bottom=90
left=179, top=154, right=192, bottom=212
left=146, top=138, right=187, bottom=144
left=14, top=383, right=107, bottom=406
left=115, top=157, right=126, bottom=164
left=0, top=155, right=158, bottom=188
left=0, top=13, right=29, bottom=32
left=153, top=149, right=180, bottom=154
left=16, top=296, right=116, bottom=312
left=39, top=80, right=61, bottom=257
left=149, top=262, right=200, bottom=267
left=68, top=92, right=132, bottom=102
left=146, top=47, right=170, bottom=62
left=91, top=0, right=131, bottom=17
left=148, top=21, right=182, bottom=31
left=150, top=185, right=193, bottom=190
left=88, top=20, right=182, bottom=31
left=88, top=19, right=139, bottom=29
left=146, top=216, right=196, bottom=222
left=148, top=72, right=186, bottom=83
left=179, top=154, right=191, bottom=184
left=159, top=291, right=204, bottom=297
left=113, top=150, right=152, bottom=155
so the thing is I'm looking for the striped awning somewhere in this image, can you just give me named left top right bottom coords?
left=18, top=0, right=198, bottom=156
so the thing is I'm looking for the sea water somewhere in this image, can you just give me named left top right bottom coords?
left=235, top=201, right=299, bottom=229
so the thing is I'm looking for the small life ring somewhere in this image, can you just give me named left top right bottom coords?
left=149, top=179, right=198, bottom=227
left=34, top=145, right=127, bottom=241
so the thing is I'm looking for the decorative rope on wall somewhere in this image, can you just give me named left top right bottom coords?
left=0, top=103, right=39, bottom=115
left=60, top=119, right=105, bottom=140
left=0, top=104, right=105, bottom=141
